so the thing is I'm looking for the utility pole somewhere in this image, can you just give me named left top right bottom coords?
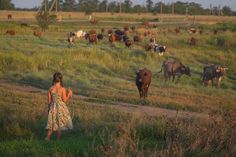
left=106, top=1, right=108, bottom=12
left=210, top=4, right=212, bottom=15
left=119, top=0, right=122, bottom=13
left=218, top=5, right=221, bottom=16
left=172, top=2, right=175, bottom=14
left=44, top=0, right=47, bottom=11
left=160, top=1, right=163, bottom=14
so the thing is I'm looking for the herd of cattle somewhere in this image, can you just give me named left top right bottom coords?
left=136, top=59, right=227, bottom=98
left=3, top=23, right=228, bottom=98
left=67, top=27, right=167, bottom=55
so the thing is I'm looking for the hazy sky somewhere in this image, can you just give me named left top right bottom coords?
left=11, top=0, right=236, bottom=10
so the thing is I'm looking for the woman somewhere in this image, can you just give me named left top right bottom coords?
left=45, top=72, right=73, bottom=141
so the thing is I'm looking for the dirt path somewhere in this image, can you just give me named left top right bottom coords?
left=0, top=80, right=209, bottom=120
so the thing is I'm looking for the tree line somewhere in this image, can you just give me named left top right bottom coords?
left=1, top=0, right=235, bottom=16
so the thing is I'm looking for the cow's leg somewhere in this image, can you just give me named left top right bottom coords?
left=217, top=77, right=223, bottom=88
left=172, top=74, right=175, bottom=82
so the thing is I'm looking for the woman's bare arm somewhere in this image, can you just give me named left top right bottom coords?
left=62, top=88, right=72, bottom=103
left=48, top=91, right=51, bottom=104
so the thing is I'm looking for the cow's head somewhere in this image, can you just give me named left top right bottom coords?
left=216, top=66, right=228, bottom=76
left=181, top=66, right=191, bottom=76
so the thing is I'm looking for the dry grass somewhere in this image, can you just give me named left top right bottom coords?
left=1, top=11, right=236, bottom=24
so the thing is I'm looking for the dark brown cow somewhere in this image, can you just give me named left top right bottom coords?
left=97, top=34, right=104, bottom=40
left=175, top=27, right=180, bottom=33
left=125, top=39, right=132, bottom=48
left=133, top=35, right=141, bottom=42
left=136, top=68, right=152, bottom=99
left=5, top=30, right=16, bottom=36
left=158, top=59, right=191, bottom=82
left=131, top=26, right=136, bottom=31
left=202, top=64, right=227, bottom=88
left=33, top=31, right=43, bottom=38
left=190, top=37, right=197, bottom=45
left=145, top=43, right=154, bottom=51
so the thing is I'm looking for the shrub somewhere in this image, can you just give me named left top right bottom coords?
left=36, top=11, right=56, bottom=31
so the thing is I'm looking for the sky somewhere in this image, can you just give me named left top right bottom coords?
left=11, top=0, right=236, bottom=11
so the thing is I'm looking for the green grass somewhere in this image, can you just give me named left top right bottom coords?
left=0, top=21, right=236, bottom=156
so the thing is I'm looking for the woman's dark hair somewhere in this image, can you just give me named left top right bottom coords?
left=52, top=72, right=63, bottom=86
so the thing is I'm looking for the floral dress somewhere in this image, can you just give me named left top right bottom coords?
left=46, top=91, right=73, bottom=131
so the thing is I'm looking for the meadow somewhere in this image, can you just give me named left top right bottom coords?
left=0, top=13, right=236, bottom=156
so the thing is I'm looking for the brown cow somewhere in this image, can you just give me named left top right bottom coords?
left=109, top=34, right=116, bottom=43
left=133, top=35, right=141, bottom=42
left=7, top=14, right=12, bottom=19
left=189, top=28, right=197, bottom=34
left=202, top=64, right=227, bottom=88
left=33, top=31, right=43, bottom=38
left=5, top=30, right=16, bottom=36
left=136, top=68, right=152, bottom=99
left=189, top=37, right=197, bottom=45
left=175, top=27, right=180, bottom=33
left=158, top=59, right=191, bottom=82
left=125, top=39, right=132, bottom=48
left=88, top=34, right=97, bottom=43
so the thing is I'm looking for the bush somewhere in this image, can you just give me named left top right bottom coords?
left=36, top=11, right=56, bottom=31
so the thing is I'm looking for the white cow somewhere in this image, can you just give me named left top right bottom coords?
left=75, top=30, right=86, bottom=38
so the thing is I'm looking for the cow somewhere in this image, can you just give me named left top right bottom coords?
left=115, top=34, right=122, bottom=41
left=5, top=30, right=16, bottom=36
left=109, top=34, right=116, bottom=44
left=20, top=23, right=29, bottom=27
left=90, top=18, right=99, bottom=24
left=202, top=64, right=227, bottom=88
left=115, top=29, right=124, bottom=36
left=175, top=27, right=180, bottom=34
left=125, top=39, right=132, bottom=48
left=154, top=45, right=166, bottom=56
left=75, top=30, right=86, bottom=38
left=158, top=59, right=191, bottom=82
left=123, top=35, right=129, bottom=42
left=88, top=34, right=97, bottom=43
left=7, top=14, right=12, bottom=19
left=213, top=30, right=218, bottom=35
left=136, top=68, right=152, bottom=99
left=67, top=32, right=76, bottom=47
left=189, top=37, right=197, bottom=45
left=97, top=34, right=104, bottom=40
left=189, top=28, right=197, bottom=34
left=133, top=35, right=141, bottom=42
left=33, top=31, right=43, bottom=38
left=131, top=26, right=136, bottom=31
left=107, top=29, right=113, bottom=35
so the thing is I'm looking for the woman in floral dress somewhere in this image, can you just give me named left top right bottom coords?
left=45, top=72, right=73, bottom=140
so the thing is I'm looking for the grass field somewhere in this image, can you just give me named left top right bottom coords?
left=0, top=12, right=236, bottom=157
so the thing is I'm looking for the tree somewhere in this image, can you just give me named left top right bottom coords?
left=63, top=0, right=76, bottom=11
left=36, top=11, right=56, bottom=31
left=146, top=0, right=153, bottom=12
left=98, top=0, right=108, bottom=12
left=133, top=4, right=144, bottom=13
left=222, top=6, right=234, bottom=16
left=0, top=0, right=14, bottom=10
left=123, top=0, right=132, bottom=13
